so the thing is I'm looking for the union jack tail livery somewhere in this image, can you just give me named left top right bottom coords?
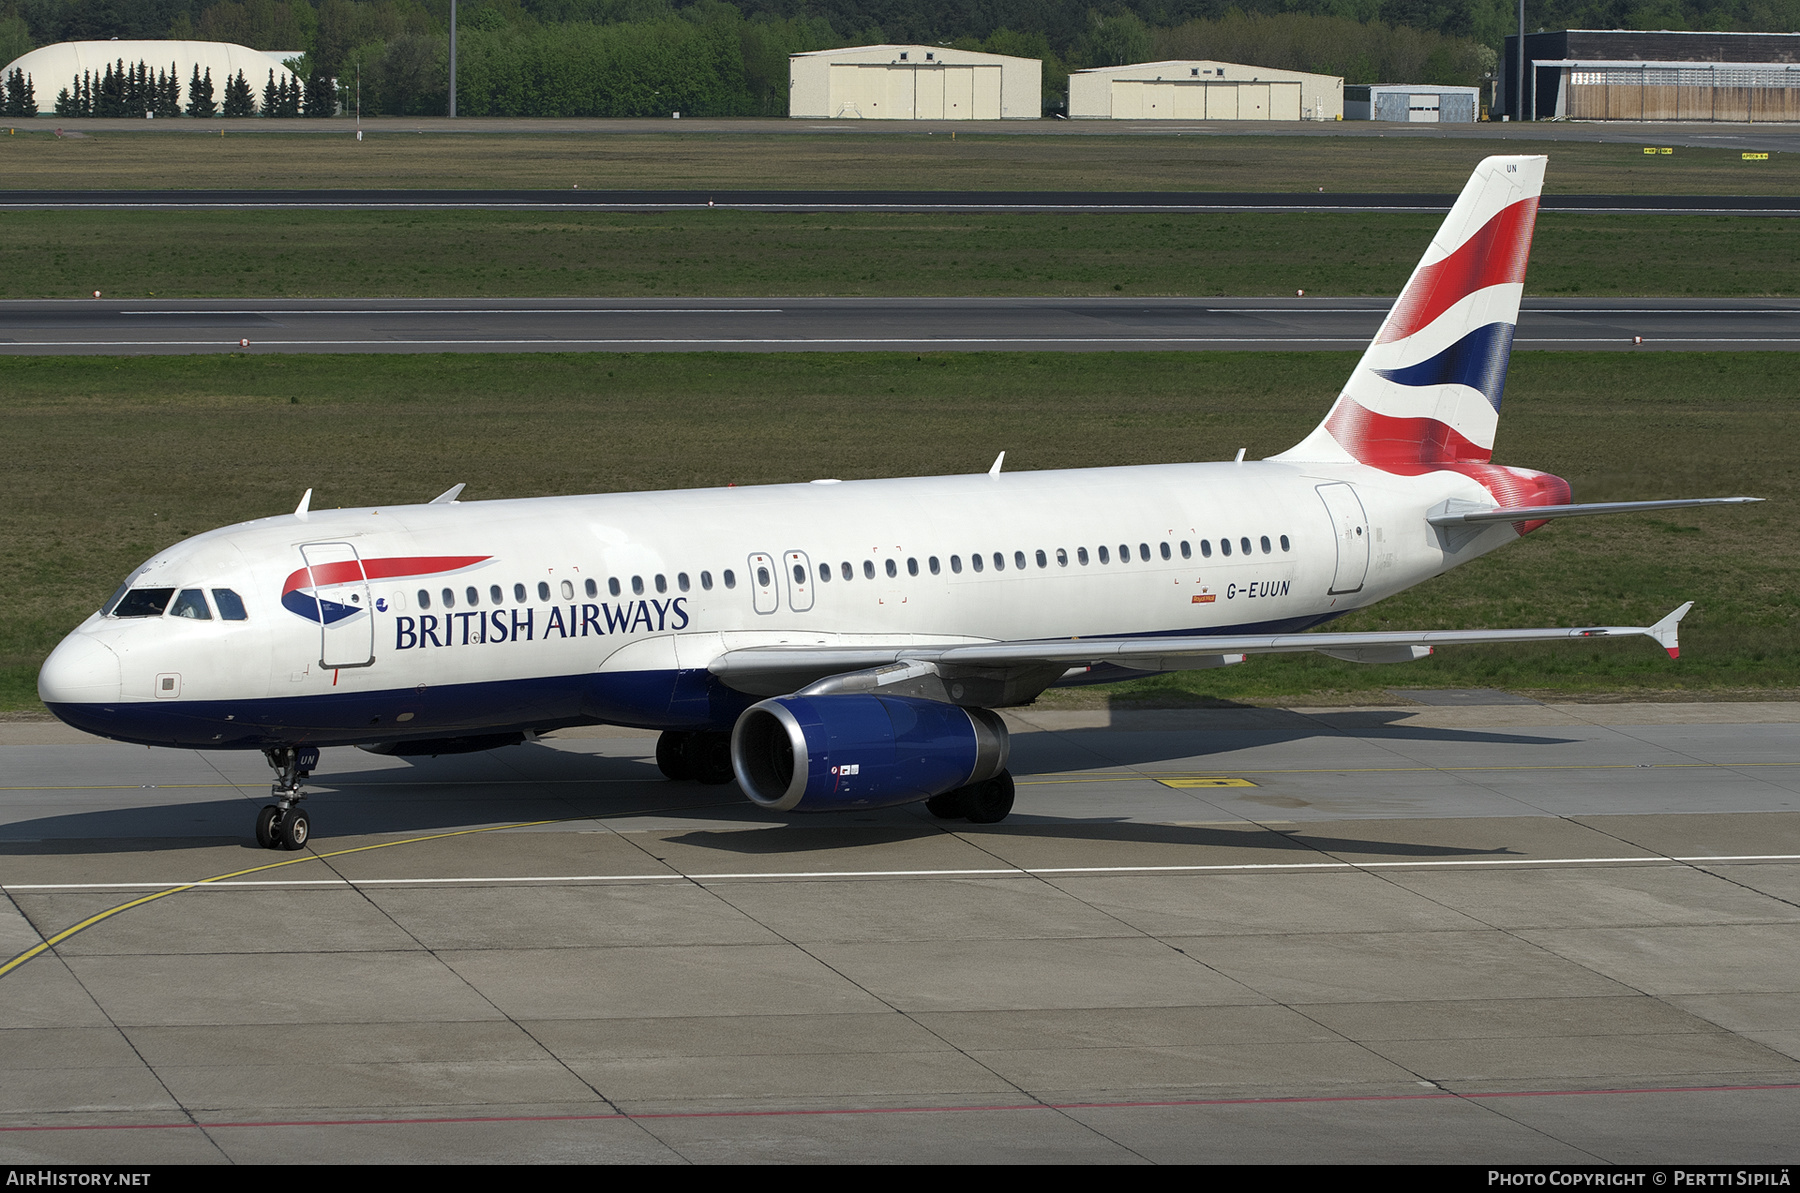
left=1279, top=155, right=1545, bottom=470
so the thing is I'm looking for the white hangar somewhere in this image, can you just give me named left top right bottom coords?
left=3, top=40, right=299, bottom=98
left=1069, top=60, right=1343, bottom=121
left=788, top=45, right=1041, bottom=120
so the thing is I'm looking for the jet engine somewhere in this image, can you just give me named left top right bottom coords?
left=730, top=694, right=1009, bottom=812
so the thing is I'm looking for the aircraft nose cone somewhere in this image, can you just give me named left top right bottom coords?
left=38, top=632, right=121, bottom=707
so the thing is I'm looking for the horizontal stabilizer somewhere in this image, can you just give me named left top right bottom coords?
left=1428, top=496, right=1762, bottom=527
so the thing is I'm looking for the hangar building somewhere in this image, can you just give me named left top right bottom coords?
left=1345, top=84, right=1479, bottom=122
left=2, top=40, right=299, bottom=106
left=1504, top=29, right=1800, bottom=121
left=788, top=45, right=1041, bottom=120
left=1069, top=60, right=1342, bottom=121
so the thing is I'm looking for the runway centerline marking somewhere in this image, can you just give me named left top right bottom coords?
left=2, top=1079, right=1795, bottom=1134
left=9, top=853, right=1797, bottom=892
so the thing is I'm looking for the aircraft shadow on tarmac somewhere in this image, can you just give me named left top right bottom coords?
left=0, top=715, right=1568, bottom=859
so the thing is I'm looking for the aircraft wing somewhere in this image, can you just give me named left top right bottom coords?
left=707, top=602, right=1695, bottom=697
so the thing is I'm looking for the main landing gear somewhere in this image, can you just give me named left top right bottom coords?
left=926, top=771, right=1015, bottom=824
left=257, top=746, right=319, bottom=851
left=655, top=730, right=736, bottom=786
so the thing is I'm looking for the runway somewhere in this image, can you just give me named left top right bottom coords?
left=2, top=699, right=1796, bottom=1163
left=4, top=189, right=1799, bottom=215
left=4, top=296, right=1798, bottom=355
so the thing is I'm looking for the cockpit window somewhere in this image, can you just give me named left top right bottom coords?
left=111, top=588, right=175, bottom=618
left=169, top=590, right=212, bottom=620
left=101, top=584, right=129, bottom=616
left=212, top=589, right=249, bottom=621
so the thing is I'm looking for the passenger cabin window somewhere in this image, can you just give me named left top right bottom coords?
left=443, top=588, right=457, bottom=609
left=562, top=580, right=575, bottom=600
left=1119, top=544, right=1130, bottom=562
left=170, top=589, right=211, bottom=620
left=701, top=571, right=714, bottom=591
left=633, top=576, right=646, bottom=595
left=1098, top=546, right=1109, bottom=564
left=1077, top=547, right=1089, bottom=565
left=993, top=553, right=1005, bottom=572
left=723, top=569, right=737, bottom=589
left=609, top=578, right=621, bottom=597
left=950, top=555, right=962, bottom=574
left=492, top=585, right=505, bottom=603
left=907, top=558, right=919, bottom=576
left=537, top=581, right=551, bottom=601
left=793, top=564, right=806, bottom=584
left=1014, top=551, right=1027, bottom=570
left=1139, top=543, right=1151, bottom=562
left=1160, top=542, right=1172, bottom=561
left=466, top=586, right=479, bottom=606
left=514, top=583, right=527, bottom=602
left=1180, top=541, right=1191, bottom=559
left=417, top=589, right=432, bottom=609
left=885, top=559, right=897, bottom=578
left=211, top=589, right=248, bottom=621
left=585, top=579, right=598, bottom=598
left=1261, top=536, right=1272, bottom=554
left=1240, top=537, right=1253, bottom=556
left=756, top=565, right=771, bottom=586
left=678, top=573, right=690, bottom=592
left=1221, top=539, right=1232, bottom=557
left=654, top=575, right=667, bottom=594
left=819, top=563, right=832, bottom=582
left=840, top=561, right=852, bottom=581
left=863, top=561, right=875, bottom=579
left=1055, top=548, right=1067, bottom=567
left=1201, top=540, right=1213, bottom=558
left=1280, top=535, right=1291, bottom=551
left=971, top=554, right=984, bottom=573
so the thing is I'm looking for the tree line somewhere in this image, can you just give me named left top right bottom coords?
left=48, top=57, right=334, bottom=117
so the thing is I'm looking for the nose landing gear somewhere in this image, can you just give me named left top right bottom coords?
left=257, top=746, right=319, bottom=850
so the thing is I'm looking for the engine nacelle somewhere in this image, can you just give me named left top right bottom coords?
left=731, top=694, right=1009, bottom=812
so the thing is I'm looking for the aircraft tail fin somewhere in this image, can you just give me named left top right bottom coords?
left=1275, top=155, right=1546, bottom=468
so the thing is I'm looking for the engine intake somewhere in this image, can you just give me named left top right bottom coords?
left=731, top=694, right=1009, bottom=812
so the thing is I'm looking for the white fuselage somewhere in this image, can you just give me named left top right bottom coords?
left=39, top=458, right=1518, bottom=748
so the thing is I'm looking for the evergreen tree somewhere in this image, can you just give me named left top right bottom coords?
left=2, top=68, right=21, bottom=117
left=54, top=84, right=72, bottom=117
left=262, top=70, right=278, bottom=117
left=222, top=70, right=254, bottom=117
left=304, top=69, right=334, bottom=117
left=187, top=65, right=216, bottom=118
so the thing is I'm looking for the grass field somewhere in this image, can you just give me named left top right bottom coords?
left=0, top=124, right=1792, bottom=194
left=3, top=209, right=1797, bottom=299
left=3, top=351, right=1793, bottom=713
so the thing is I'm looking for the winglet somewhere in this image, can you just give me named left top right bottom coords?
left=294, top=488, right=312, bottom=520
left=430, top=483, right=466, bottom=505
left=1649, top=601, right=1694, bottom=659
left=988, top=451, right=1005, bottom=477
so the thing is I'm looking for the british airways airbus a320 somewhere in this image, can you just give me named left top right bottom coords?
left=39, top=157, right=1758, bottom=850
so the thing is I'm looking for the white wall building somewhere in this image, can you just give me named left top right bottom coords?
left=2, top=40, right=300, bottom=104
left=1069, top=60, right=1343, bottom=121
left=1345, top=84, right=1480, bottom=122
left=789, top=45, right=1041, bottom=120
